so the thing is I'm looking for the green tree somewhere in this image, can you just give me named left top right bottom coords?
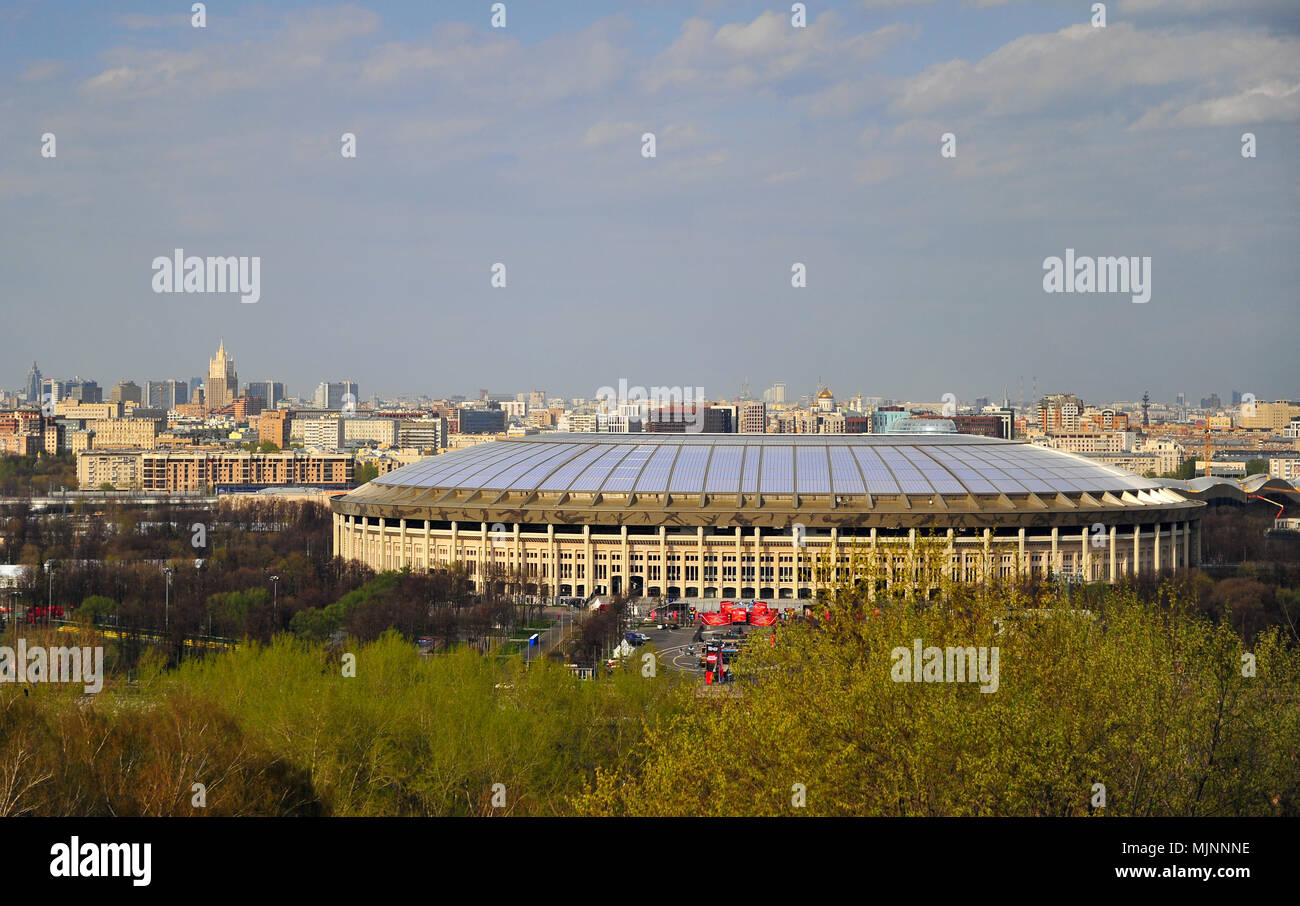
left=354, top=463, right=379, bottom=485
left=575, top=581, right=1300, bottom=817
left=1245, top=459, right=1268, bottom=476
left=75, top=595, right=117, bottom=626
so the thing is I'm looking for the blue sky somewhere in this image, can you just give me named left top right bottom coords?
left=2, top=0, right=1298, bottom=406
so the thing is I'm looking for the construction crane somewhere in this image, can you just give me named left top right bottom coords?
left=1204, top=425, right=1212, bottom=477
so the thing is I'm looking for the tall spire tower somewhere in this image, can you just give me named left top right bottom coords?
left=207, top=340, right=239, bottom=412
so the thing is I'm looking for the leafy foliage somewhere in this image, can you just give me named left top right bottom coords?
left=575, top=583, right=1300, bottom=816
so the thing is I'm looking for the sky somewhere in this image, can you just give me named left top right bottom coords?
left=2, top=0, right=1298, bottom=407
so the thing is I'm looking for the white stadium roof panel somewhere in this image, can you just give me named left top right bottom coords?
left=364, top=433, right=1182, bottom=502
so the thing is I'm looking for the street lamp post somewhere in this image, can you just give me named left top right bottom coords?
left=45, top=559, right=55, bottom=625
left=269, top=575, right=279, bottom=631
left=164, top=566, right=174, bottom=633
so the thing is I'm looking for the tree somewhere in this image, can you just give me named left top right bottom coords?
left=575, top=579, right=1300, bottom=817
left=75, top=595, right=117, bottom=626
left=354, top=464, right=379, bottom=485
left=1245, top=459, right=1268, bottom=476
left=1160, top=459, right=1197, bottom=481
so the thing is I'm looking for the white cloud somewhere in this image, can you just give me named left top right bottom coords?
left=1137, top=80, right=1300, bottom=127
left=82, top=50, right=205, bottom=99
left=361, top=18, right=630, bottom=106
left=893, top=22, right=1300, bottom=124
left=583, top=120, right=642, bottom=147
left=645, top=11, right=907, bottom=95
left=20, top=60, right=63, bottom=82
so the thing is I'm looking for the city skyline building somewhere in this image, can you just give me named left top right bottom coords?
left=24, top=362, right=42, bottom=402
left=314, top=381, right=359, bottom=410
left=206, top=341, right=239, bottom=413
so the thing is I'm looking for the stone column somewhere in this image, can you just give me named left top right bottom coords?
left=1133, top=525, right=1141, bottom=578
left=479, top=521, right=488, bottom=592
left=660, top=524, right=668, bottom=592
left=584, top=524, right=593, bottom=597
left=1080, top=527, right=1090, bottom=581
left=868, top=527, right=878, bottom=601
left=697, top=526, right=706, bottom=596
left=620, top=524, right=630, bottom=595
left=547, top=523, right=556, bottom=594
left=735, top=526, right=742, bottom=592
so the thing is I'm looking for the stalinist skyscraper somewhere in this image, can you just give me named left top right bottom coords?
left=206, top=340, right=239, bottom=412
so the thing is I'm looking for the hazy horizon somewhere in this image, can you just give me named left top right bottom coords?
left=3, top=0, right=1298, bottom=404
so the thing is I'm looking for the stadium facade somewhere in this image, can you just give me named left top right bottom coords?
left=331, top=434, right=1205, bottom=600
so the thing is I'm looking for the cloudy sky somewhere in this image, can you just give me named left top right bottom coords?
left=2, top=0, right=1297, bottom=407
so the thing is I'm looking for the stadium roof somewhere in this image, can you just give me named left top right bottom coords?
left=357, top=434, right=1176, bottom=499
left=336, top=434, right=1203, bottom=529
left=1159, top=474, right=1300, bottom=502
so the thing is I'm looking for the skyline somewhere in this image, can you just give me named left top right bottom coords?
left=12, top=340, right=1291, bottom=409
left=3, top=1, right=1298, bottom=402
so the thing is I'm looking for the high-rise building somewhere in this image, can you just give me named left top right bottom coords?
left=206, top=341, right=239, bottom=412
left=399, top=417, right=447, bottom=451
left=111, top=381, right=142, bottom=404
left=301, top=417, right=345, bottom=449
left=314, top=381, right=359, bottom=410
left=459, top=407, right=507, bottom=434
left=41, top=378, right=67, bottom=407
left=41, top=378, right=99, bottom=406
left=1238, top=400, right=1300, bottom=431
left=343, top=418, right=399, bottom=447
left=66, top=380, right=102, bottom=403
left=145, top=379, right=189, bottom=410
left=738, top=401, right=767, bottom=434
left=702, top=406, right=734, bottom=433
left=258, top=409, right=291, bottom=449
left=24, top=362, right=42, bottom=402
left=244, top=380, right=287, bottom=408
left=1037, top=394, right=1083, bottom=433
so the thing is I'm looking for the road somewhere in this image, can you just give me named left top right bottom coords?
left=635, top=623, right=765, bottom=676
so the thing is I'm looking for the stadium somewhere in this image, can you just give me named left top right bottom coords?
left=331, top=433, right=1205, bottom=601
